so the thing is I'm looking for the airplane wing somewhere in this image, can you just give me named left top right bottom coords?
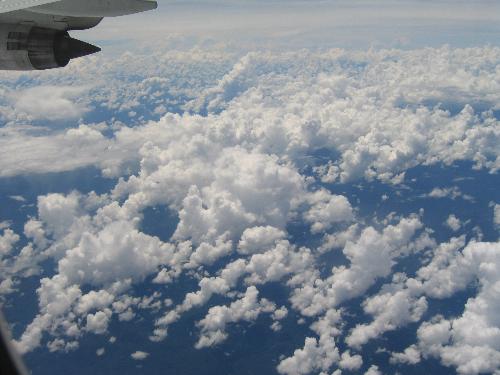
left=0, top=310, right=28, bottom=375
left=1, top=0, right=158, bottom=17
left=0, top=0, right=157, bottom=71
left=0, top=0, right=60, bottom=14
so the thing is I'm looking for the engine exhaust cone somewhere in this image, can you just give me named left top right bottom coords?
left=54, top=33, right=101, bottom=66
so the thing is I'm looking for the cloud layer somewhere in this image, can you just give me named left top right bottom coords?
left=0, top=44, right=499, bottom=375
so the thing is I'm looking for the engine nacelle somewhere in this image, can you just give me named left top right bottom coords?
left=0, top=24, right=100, bottom=70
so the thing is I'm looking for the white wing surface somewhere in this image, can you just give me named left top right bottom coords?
left=0, top=0, right=59, bottom=14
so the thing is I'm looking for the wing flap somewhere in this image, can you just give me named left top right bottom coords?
left=0, top=0, right=60, bottom=14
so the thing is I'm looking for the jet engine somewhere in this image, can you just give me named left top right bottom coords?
left=0, top=24, right=100, bottom=70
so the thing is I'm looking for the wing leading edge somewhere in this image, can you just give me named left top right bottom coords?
left=0, top=0, right=60, bottom=14
left=31, top=0, right=158, bottom=17
left=0, top=0, right=158, bottom=17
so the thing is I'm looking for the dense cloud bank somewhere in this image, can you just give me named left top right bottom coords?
left=1, top=47, right=499, bottom=181
left=0, top=45, right=499, bottom=374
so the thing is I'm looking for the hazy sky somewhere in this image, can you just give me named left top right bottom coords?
left=76, top=0, right=500, bottom=51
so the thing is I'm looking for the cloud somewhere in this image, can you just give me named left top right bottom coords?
left=364, top=365, right=382, bottom=375
left=156, top=239, right=314, bottom=330
left=415, top=240, right=500, bottom=374
left=277, top=337, right=339, bottom=375
left=0, top=125, right=112, bottom=177
left=237, top=226, right=286, bottom=255
left=0, top=47, right=499, bottom=183
left=0, top=229, right=19, bottom=257
left=9, top=195, right=26, bottom=203
left=85, top=309, right=111, bottom=334
left=195, top=286, right=276, bottom=348
left=494, top=203, right=500, bottom=227
left=277, top=310, right=342, bottom=375
left=75, top=290, right=114, bottom=315
left=57, top=220, right=175, bottom=286
left=0, top=221, right=11, bottom=230
left=445, top=214, right=462, bottom=232
left=289, top=216, right=425, bottom=317
left=346, top=274, right=427, bottom=349
left=130, top=351, right=149, bottom=360
left=339, top=351, right=363, bottom=371
left=390, top=345, right=421, bottom=365
left=2, top=43, right=499, bottom=375
left=10, top=86, right=90, bottom=121
left=304, top=190, right=354, bottom=234
left=425, top=186, right=474, bottom=201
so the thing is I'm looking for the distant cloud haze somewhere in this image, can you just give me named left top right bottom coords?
left=76, top=0, right=500, bottom=50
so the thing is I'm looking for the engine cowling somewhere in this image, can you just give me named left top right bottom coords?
left=0, top=24, right=100, bottom=70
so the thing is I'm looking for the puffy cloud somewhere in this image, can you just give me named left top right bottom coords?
left=195, top=286, right=276, bottom=348
left=277, top=336, right=339, bottom=375
left=85, top=309, right=112, bottom=334
left=13, top=192, right=180, bottom=352
left=0, top=239, right=44, bottom=296
left=0, top=278, right=15, bottom=295
left=244, top=240, right=314, bottom=285
left=290, top=216, right=424, bottom=317
left=14, top=275, right=83, bottom=353
left=339, top=351, right=363, bottom=371
left=3, top=44, right=500, bottom=375
left=272, top=306, right=288, bottom=321
left=75, top=290, right=114, bottom=315
left=270, top=306, right=288, bottom=331
left=445, top=214, right=462, bottom=232
left=364, top=365, right=382, bottom=375
left=319, top=224, right=360, bottom=253
left=36, top=192, right=83, bottom=239
left=0, top=47, right=499, bottom=183
left=156, top=239, right=313, bottom=330
left=166, top=258, right=247, bottom=319
left=416, top=236, right=471, bottom=299
left=0, top=229, right=19, bottom=257
left=346, top=275, right=427, bottom=348
left=237, top=226, right=286, bottom=255
left=24, top=219, right=48, bottom=249
left=390, top=345, right=421, bottom=365
left=57, top=220, right=175, bottom=286
left=415, top=316, right=453, bottom=356
left=131, top=351, right=149, bottom=360
left=341, top=237, right=500, bottom=375
left=276, top=216, right=430, bottom=374
left=304, top=190, right=354, bottom=234
left=47, top=338, right=78, bottom=353
left=415, top=240, right=500, bottom=374
left=278, top=310, right=342, bottom=375
left=185, top=235, right=232, bottom=268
